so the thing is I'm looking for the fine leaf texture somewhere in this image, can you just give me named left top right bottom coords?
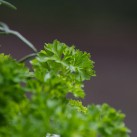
left=31, top=40, right=96, bottom=98
left=0, top=41, right=130, bottom=137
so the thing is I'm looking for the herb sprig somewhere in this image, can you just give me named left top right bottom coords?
left=0, top=1, right=130, bottom=137
left=0, top=41, right=130, bottom=137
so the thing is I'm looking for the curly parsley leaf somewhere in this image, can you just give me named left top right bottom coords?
left=0, top=54, right=30, bottom=131
left=31, top=40, right=95, bottom=98
left=87, top=104, right=130, bottom=137
left=0, top=41, right=130, bottom=137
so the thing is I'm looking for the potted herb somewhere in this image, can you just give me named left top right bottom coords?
left=0, top=1, right=130, bottom=137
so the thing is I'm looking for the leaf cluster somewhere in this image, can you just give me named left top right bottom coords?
left=31, top=40, right=95, bottom=98
left=0, top=40, right=130, bottom=137
left=0, top=54, right=29, bottom=135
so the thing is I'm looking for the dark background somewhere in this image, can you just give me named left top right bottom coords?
left=0, top=0, right=137, bottom=136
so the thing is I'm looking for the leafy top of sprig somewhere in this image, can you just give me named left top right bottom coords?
left=0, top=54, right=29, bottom=89
left=87, top=104, right=130, bottom=137
left=31, top=40, right=95, bottom=98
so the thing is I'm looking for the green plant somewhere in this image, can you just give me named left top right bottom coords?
left=0, top=1, right=130, bottom=137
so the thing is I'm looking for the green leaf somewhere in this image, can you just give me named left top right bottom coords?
left=87, top=104, right=130, bottom=137
left=31, top=40, right=96, bottom=98
left=69, top=99, right=87, bottom=113
left=0, top=54, right=30, bottom=131
left=0, top=41, right=130, bottom=137
left=0, top=54, right=30, bottom=88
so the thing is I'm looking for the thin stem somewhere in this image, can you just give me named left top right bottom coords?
left=0, top=0, right=17, bottom=10
left=0, top=22, right=37, bottom=52
left=9, top=30, right=37, bottom=52
left=18, top=53, right=37, bottom=63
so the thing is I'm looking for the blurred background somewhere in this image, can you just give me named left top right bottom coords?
left=0, top=0, right=137, bottom=136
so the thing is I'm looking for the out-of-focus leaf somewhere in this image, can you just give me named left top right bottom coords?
left=0, top=0, right=16, bottom=10
left=0, top=41, right=130, bottom=137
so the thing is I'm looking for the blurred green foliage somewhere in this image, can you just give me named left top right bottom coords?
left=0, top=41, right=130, bottom=137
left=0, top=1, right=130, bottom=137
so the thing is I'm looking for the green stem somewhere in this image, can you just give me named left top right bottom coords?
left=0, top=0, right=17, bottom=10
left=0, top=22, right=37, bottom=52
left=9, top=30, right=37, bottom=52
left=18, top=53, right=37, bottom=63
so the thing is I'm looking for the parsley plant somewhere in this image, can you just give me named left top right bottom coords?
left=0, top=1, right=130, bottom=137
